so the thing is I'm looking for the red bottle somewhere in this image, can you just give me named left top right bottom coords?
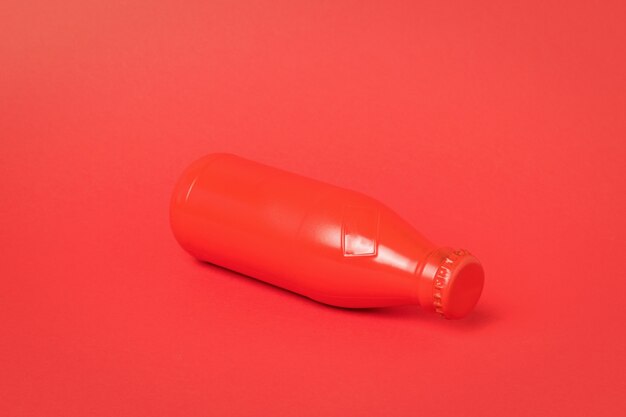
left=170, top=153, right=484, bottom=319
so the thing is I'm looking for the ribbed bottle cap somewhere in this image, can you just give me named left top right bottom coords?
left=419, top=248, right=485, bottom=319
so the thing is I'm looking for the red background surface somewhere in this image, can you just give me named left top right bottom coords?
left=1, top=1, right=625, bottom=416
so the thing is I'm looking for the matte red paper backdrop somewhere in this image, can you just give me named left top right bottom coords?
left=1, top=1, right=625, bottom=416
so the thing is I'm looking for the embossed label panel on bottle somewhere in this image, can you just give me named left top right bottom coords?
left=342, top=206, right=379, bottom=256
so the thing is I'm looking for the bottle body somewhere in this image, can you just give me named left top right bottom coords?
left=170, top=153, right=484, bottom=318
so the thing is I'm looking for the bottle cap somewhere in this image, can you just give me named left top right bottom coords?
left=418, top=248, right=485, bottom=319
